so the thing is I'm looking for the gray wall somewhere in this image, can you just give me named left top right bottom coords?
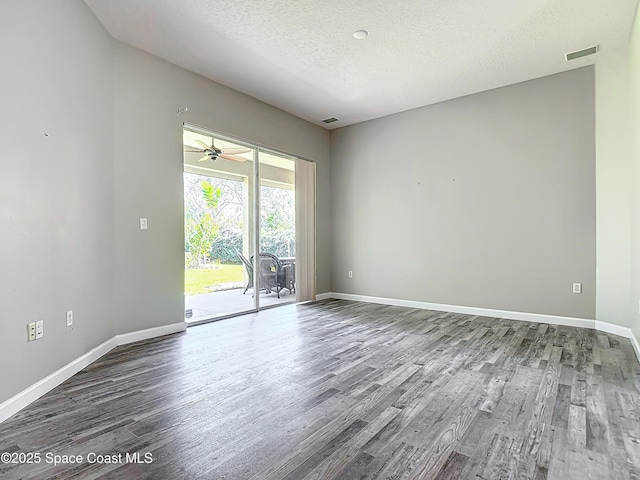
left=0, top=0, right=330, bottom=404
left=632, top=9, right=640, bottom=344
left=0, top=0, right=115, bottom=403
left=111, top=41, right=330, bottom=335
left=608, top=12, right=640, bottom=339
left=595, top=50, right=635, bottom=329
left=595, top=10, right=640, bottom=339
left=330, top=67, right=596, bottom=319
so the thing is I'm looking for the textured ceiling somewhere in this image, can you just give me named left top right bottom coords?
left=84, top=0, right=639, bottom=129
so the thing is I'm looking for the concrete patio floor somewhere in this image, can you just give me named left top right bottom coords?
left=185, top=287, right=295, bottom=323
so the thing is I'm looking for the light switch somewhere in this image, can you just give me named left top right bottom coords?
left=140, top=218, right=148, bottom=230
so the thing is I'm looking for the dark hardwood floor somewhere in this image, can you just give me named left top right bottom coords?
left=1, top=299, right=640, bottom=479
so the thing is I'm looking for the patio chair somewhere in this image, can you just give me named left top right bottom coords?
left=237, top=251, right=253, bottom=294
left=251, top=252, right=290, bottom=298
left=279, top=258, right=295, bottom=296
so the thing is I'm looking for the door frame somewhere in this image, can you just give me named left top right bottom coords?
left=183, top=122, right=311, bottom=325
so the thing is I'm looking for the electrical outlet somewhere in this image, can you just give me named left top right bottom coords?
left=35, top=320, right=43, bottom=339
left=348, top=270, right=353, bottom=278
left=66, top=310, right=73, bottom=326
left=27, top=322, right=36, bottom=342
left=572, top=283, right=582, bottom=294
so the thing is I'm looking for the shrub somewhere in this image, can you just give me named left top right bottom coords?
left=210, top=229, right=243, bottom=264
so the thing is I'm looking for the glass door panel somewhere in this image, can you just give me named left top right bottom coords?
left=183, top=126, right=256, bottom=322
left=257, top=149, right=296, bottom=308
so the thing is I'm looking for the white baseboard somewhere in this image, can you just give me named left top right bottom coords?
left=0, top=338, right=116, bottom=424
left=594, top=320, right=632, bottom=338
left=115, top=322, right=186, bottom=346
left=631, top=336, right=640, bottom=362
left=315, top=292, right=334, bottom=301
left=318, top=292, right=640, bottom=362
left=320, top=292, right=595, bottom=328
left=0, top=322, right=186, bottom=425
left=595, top=321, right=640, bottom=360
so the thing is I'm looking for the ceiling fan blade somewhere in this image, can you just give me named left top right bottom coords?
left=184, top=148, right=203, bottom=153
left=219, top=154, right=247, bottom=162
left=220, top=147, right=251, bottom=155
left=194, top=139, right=211, bottom=150
left=198, top=155, right=211, bottom=162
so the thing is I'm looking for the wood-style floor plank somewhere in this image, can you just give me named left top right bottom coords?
left=1, top=299, right=640, bottom=479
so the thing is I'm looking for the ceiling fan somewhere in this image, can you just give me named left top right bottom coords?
left=184, top=139, right=250, bottom=162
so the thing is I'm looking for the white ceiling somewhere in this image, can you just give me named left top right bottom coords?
left=85, top=0, right=638, bottom=129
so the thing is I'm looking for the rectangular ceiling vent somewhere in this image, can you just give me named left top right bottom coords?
left=322, top=117, right=339, bottom=124
left=565, top=45, right=599, bottom=61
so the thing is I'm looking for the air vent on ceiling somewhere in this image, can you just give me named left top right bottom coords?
left=322, top=117, right=339, bottom=124
left=565, top=45, right=599, bottom=61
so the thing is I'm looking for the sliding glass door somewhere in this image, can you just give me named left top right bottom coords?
left=257, top=149, right=297, bottom=308
left=183, top=126, right=256, bottom=322
left=183, top=125, right=304, bottom=323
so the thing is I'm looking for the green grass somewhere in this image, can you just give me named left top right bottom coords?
left=185, top=264, right=244, bottom=295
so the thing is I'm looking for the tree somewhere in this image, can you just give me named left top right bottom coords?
left=260, top=186, right=295, bottom=257
left=183, top=173, right=296, bottom=264
left=184, top=178, right=223, bottom=268
left=201, top=181, right=222, bottom=209
left=185, top=213, right=219, bottom=268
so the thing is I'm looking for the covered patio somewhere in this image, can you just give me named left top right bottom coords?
left=185, top=287, right=296, bottom=323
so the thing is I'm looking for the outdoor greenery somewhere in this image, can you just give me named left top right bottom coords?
left=184, top=173, right=242, bottom=269
left=185, top=214, right=219, bottom=269
left=185, top=178, right=223, bottom=269
left=185, top=265, right=244, bottom=295
left=210, top=229, right=243, bottom=265
left=260, top=186, right=295, bottom=258
left=260, top=228, right=295, bottom=259
left=184, top=172, right=295, bottom=285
